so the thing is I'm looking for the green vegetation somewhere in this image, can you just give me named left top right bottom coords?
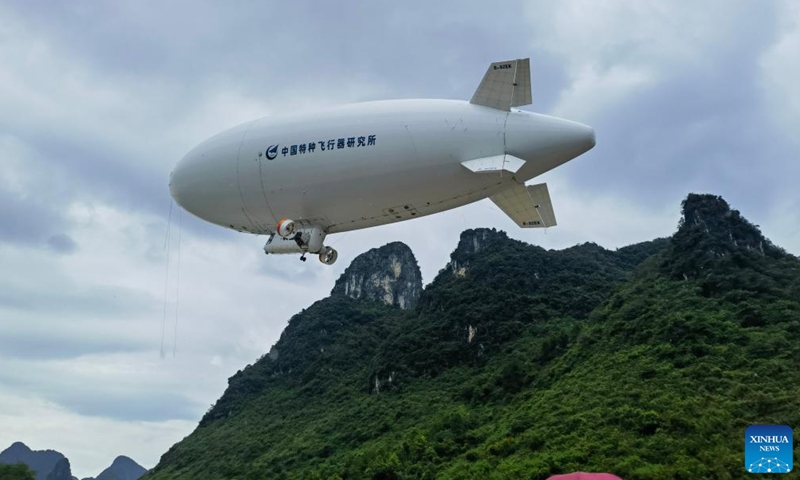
left=146, top=194, right=800, bottom=480
left=0, top=464, right=35, bottom=480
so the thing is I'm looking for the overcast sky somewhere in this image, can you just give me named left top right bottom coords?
left=1, top=1, right=799, bottom=477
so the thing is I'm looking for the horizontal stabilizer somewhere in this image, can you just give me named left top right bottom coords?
left=470, top=58, right=532, bottom=111
left=461, top=154, right=525, bottom=174
left=490, top=182, right=556, bottom=228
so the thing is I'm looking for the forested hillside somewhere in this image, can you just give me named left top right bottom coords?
left=146, top=194, right=800, bottom=480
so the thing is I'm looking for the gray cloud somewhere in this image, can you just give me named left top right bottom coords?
left=531, top=1, right=798, bottom=218
left=0, top=282, right=157, bottom=319
left=0, top=356, right=206, bottom=422
left=55, top=389, right=201, bottom=423
left=569, top=27, right=793, bottom=211
left=0, top=280, right=160, bottom=360
left=47, top=234, right=78, bottom=254
left=0, top=190, right=68, bottom=245
left=0, top=319, right=152, bottom=360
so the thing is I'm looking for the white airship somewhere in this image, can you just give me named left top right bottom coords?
left=169, top=58, right=595, bottom=265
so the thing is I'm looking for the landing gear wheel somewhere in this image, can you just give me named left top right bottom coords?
left=318, top=246, right=338, bottom=265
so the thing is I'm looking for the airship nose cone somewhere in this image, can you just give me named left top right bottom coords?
left=169, top=153, right=200, bottom=215
left=505, top=112, right=596, bottom=179
left=546, top=117, right=596, bottom=161
left=544, top=116, right=595, bottom=159
left=558, top=119, right=595, bottom=156
left=583, top=125, right=597, bottom=150
left=585, top=124, right=596, bottom=148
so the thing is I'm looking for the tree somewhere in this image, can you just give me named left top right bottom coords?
left=0, top=464, right=36, bottom=480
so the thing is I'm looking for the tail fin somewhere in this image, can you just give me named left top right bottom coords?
left=490, top=182, right=556, bottom=228
left=470, top=58, right=532, bottom=111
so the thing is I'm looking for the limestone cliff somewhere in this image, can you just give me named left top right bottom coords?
left=661, top=193, right=791, bottom=285
left=331, top=242, right=422, bottom=310
left=447, top=228, right=508, bottom=277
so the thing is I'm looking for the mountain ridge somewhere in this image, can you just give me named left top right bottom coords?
left=0, top=442, right=67, bottom=480
left=0, top=444, right=146, bottom=480
left=92, top=455, right=147, bottom=480
left=146, top=193, right=800, bottom=480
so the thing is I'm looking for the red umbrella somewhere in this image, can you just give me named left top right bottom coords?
left=547, top=474, right=623, bottom=480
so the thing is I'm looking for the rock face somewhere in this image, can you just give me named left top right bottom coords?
left=45, top=458, right=72, bottom=480
left=94, top=456, right=146, bottom=480
left=454, top=228, right=504, bottom=257
left=676, top=193, right=773, bottom=255
left=0, top=442, right=66, bottom=480
left=661, top=193, right=789, bottom=284
left=331, top=242, right=422, bottom=310
left=447, top=228, right=507, bottom=276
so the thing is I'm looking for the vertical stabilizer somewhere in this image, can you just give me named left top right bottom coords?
left=470, top=58, right=532, bottom=111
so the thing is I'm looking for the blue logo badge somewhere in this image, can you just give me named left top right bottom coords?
left=266, top=144, right=279, bottom=160
left=745, top=425, right=792, bottom=474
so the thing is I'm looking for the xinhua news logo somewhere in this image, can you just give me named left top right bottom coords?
left=745, top=425, right=793, bottom=474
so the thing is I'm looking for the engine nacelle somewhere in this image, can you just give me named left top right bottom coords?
left=318, top=246, right=338, bottom=265
left=264, top=226, right=326, bottom=255
left=276, top=218, right=296, bottom=238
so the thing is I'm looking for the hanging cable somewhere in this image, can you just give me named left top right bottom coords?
left=161, top=201, right=174, bottom=358
left=173, top=209, right=183, bottom=357
left=163, top=201, right=173, bottom=249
